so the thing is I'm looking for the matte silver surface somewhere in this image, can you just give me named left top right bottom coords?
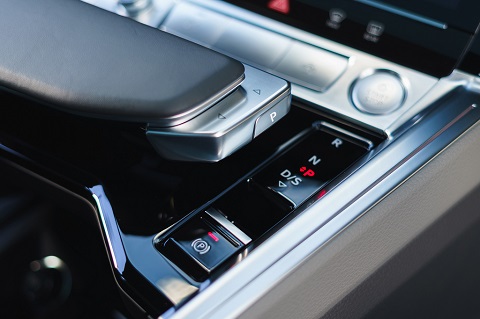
left=175, top=0, right=439, bottom=133
left=273, top=41, right=349, bottom=92
left=161, top=2, right=226, bottom=45
left=153, top=73, right=245, bottom=128
left=90, top=0, right=440, bottom=133
left=83, top=0, right=173, bottom=27
left=206, top=208, right=252, bottom=245
left=351, top=70, right=406, bottom=115
left=162, top=2, right=345, bottom=92
left=118, top=0, right=151, bottom=15
left=162, top=1, right=294, bottom=71
left=214, top=18, right=292, bottom=69
left=146, top=65, right=291, bottom=162
left=131, top=0, right=174, bottom=27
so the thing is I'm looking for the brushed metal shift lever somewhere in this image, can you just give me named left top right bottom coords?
left=1, top=0, right=291, bottom=162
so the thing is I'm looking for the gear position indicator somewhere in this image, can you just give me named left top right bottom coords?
left=252, top=123, right=371, bottom=207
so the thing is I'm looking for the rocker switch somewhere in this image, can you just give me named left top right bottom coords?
left=252, top=123, right=372, bottom=207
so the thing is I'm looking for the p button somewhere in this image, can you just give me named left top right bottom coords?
left=254, top=95, right=290, bottom=138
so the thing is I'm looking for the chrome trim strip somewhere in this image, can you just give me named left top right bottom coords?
left=90, top=185, right=127, bottom=273
left=92, top=193, right=118, bottom=269
left=386, top=70, right=470, bottom=136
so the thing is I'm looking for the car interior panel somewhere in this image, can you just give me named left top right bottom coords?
left=1, top=0, right=480, bottom=318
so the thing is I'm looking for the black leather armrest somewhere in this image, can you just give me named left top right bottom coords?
left=0, top=0, right=244, bottom=126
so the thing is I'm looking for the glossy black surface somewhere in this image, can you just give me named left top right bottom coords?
left=460, top=34, right=480, bottom=76
left=0, top=89, right=382, bottom=316
left=252, top=128, right=369, bottom=208
left=370, top=0, right=480, bottom=32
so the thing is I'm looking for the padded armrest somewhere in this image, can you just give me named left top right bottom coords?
left=0, top=0, right=244, bottom=126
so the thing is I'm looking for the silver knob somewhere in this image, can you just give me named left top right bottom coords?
left=351, top=70, right=406, bottom=115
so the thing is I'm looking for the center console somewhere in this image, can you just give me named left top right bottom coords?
left=2, top=0, right=480, bottom=318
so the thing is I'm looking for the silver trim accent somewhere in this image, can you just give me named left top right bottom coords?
left=206, top=208, right=252, bottom=245
left=86, top=0, right=443, bottom=134
left=119, top=0, right=152, bottom=15
left=166, top=0, right=439, bottom=133
left=271, top=40, right=349, bottom=92
left=386, top=70, right=471, bottom=136
left=90, top=186, right=127, bottom=273
left=92, top=193, right=118, bottom=269
left=82, top=0, right=175, bottom=27
left=154, top=73, right=245, bottom=128
left=147, top=65, right=290, bottom=162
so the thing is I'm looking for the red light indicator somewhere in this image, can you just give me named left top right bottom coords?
left=317, top=189, right=327, bottom=199
left=268, top=0, right=290, bottom=15
left=300, top=166, right=315, bottom=177
left=208, top=231, right=219, bottom=242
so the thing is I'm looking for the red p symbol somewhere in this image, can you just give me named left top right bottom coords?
left=300, top=167, right=315, bottom=177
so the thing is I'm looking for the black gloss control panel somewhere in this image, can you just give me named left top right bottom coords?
left=215, top=122, right=373, bottom=239
left=251, top=122, right=372, bottom=208
left=156, top=121, right=373, bottom=281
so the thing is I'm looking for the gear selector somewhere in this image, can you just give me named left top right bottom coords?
left=0, top=0, right=290, bottom=162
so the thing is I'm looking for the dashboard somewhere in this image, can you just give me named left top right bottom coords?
left=1, top=0, right=480, bottom=318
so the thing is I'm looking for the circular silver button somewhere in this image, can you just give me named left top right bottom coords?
left=351, top=71, right=406, bottom=115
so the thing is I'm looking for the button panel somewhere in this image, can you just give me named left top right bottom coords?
left=157, top=121, right=373, bottom=281
left=252, top=124, right=370, bottom=207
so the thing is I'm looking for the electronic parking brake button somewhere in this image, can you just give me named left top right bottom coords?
left=173, top=220, right=237, bottom=270
left=252, top=124, right=371, bottom=208
left=159, top=211, right=251, bottom=281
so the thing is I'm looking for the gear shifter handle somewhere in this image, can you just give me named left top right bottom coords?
left=0, top=0, right=290, bottom=162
